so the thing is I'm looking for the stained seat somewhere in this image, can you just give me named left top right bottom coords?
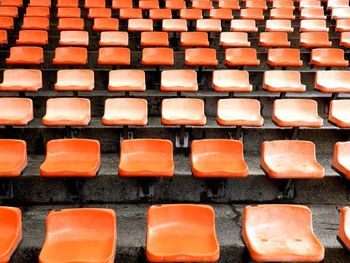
left=53, top=47, right=87, bottom=65
left=310, top=48, right=349, bottom=67
left=0, top=98, right=33, bottom=126
left=300, top=32, right=332, bottom=48
left=141, top=32, right=169, bottom=47
left=300, top=19, right=328, bottom=32
left=161, top=70, right=198, bottom=92
left=315, top=70, right=350, bottom=93
left=142, top=48, right=174, bottom=66
left=329, top=100, right=350, bottom=128
left=108, top=70, right=146, bottom=92
left=263, top=71, right=306, bottom=93
left=22, top=17, right=49, bottom=30
left=230, top=19, right=257, bottom=32
left=185, top=48, right=218, bottom=67
left=180, top=32, right=209, bottom=47
left=259, top=32, right=290, bottom=47
left=16, top=30, right=48, bottom=45
left=0, top=140, right=27, bottom=177
left=265, top=19, right=293, bottom=32
left=93, top=18, right=119, bottom=31
left=242, top=205, right=325, bottom=261
left=57, top=18, right=84, bottom=30
left=55, top=70, right=94, bottom=92
left=6, top=46, right=43, bottom=65
left=98, top=47, right=130, bottom=66
left=99, top=31, right=128, bottom=46
left=225, top=48, right=260, bottom=67
left=212, top=70, right=253, bottom=93
left=0, top=69, right=42, bottom=92
left=220, top=32, right=250, bottom=47
left=59, top=31, right=89, bottom=46
left=338, top=207, right=350, bottom=249
left=333, top=143, right=350, bottom=180
left=267, top=48, right=303, bottom=67
left=40, top=139, right=101, bottom=177
left=261, top=140, right=324, bottom=179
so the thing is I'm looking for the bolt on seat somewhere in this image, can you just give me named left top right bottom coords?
left=0, top=69, right=42, bottom=92
left=55, top=69, right=94, bottom=92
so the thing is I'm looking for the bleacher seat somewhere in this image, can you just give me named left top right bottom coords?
left=0, top=140, right=27, bottom=177
left=16, top=30, right=48, bottom=45
left=185, top=48, right=218, bottom=67
left=99, top=31, right=129, bottom=46
left=0, top=17, right=14, bottom=30
left=220, top=32, right=250, bottom=47
left=85, top=0, right=105, bottom=8
left=88, top=7, right=111, bottom=18
left=119, top=8, right=142, bottom=19
left=108, top=69, right=146, bottom=92
left=212, top=70, right=253, bottom=93
left=25, top=7, right=50, bottom=17
left=53, top=47, right=87, bottom=65
left=300, top=32, right=332, bottom=48
left=218, top=0, right=240, bottom=9
left=7, top=46, right=43, bottom=65
left=55, top=69, right=94, bottom=92
left=98, top=47, right=130, bottom=66
left=327, top=0, right=349, bottom=10
left=163, top=19, right=187, bottom=32
left=180, top=32, right=209, bottom=47
left=180, top=8, right=203, bottom=20
left=270, top=7, right=295, bottom=20
left=310, top=48, right=349, bottom=67
left=149, top=8, right=172, bottom=20
left=272, top=0, right=294, bottom=9
left=0, top=7, right=18, bottom=17
left=57, top=7, right=81, bottom=18
left=259, top=32, right=290, bottom=47
left=0, top=0, right=23, bottom=7
left=265, top=19, right=293, bottom=32
left=93, top=18, right=119, bottom=31
left=57, top=0, right=79, bottom=8
left=225, top=48, right=260, bottom=67
left=315, top=70, right=350, bottom=94
left=161, top=70, right=198, bottom=92
left=246, top=0, right=267, bottom=9
left=57, top=18, right=84, bottom=31
left=28, top=0, right=51, bottom=7
left=142, top=48, right=174, bottom=66
left=0, top=29, right=7, bottom=45
left=128, top=18, right=153, bottom=32
left=0, top=69, right=42, bottom=92
left=59, top=31, right=89, bottom=46
left=209, top=8, right=234, bottom=20
left=332, top=7, right=350, bottom=19
left=192, top=0, right=213, bottom=9
left=112, top=0, right=133, bottom=9
left=166, top=0, right=186, bottom=10
left=341, top=32, right=350, bottom=47
left=196, top=19, right=222, bottom=32
left=338, top=207, right=350, bottom=250
left=267, top=48, right=303, bottom=67
left=0, top=98, right=33, bottom=126
left=329, top=100, right=350, bottom=128
left=240, top=8, right=264, bottom=20
left=299, top=0, right=322, bottom=9
left=230, top=19, right=257, bottom=32
left=139, top=0, right=159, bottom=9
left=301, top=7, right=326, bottom=19
left=141, top=32, right=169, bottom=47
left=22, top=17, right=49, bottom=30
left=336, top=19, right=350, bottom=32
left=263, top=70, right=306, bottom=93
left=333, top=142, right=350, bottom=179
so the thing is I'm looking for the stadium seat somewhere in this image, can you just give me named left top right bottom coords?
left=141, top=32, right=169, bottom=47
left=118, top=139, right=174, bottom=177
left=270, top=8, right=295, bottom=20
left=192, top=0, right=213, bottom=9
left=108, top=70, right=146, bottom=92
left=301, top=8, right=326, bottom=19
left=161, top=70, right=198, bottom=92
left=85, top=0, right=105, bottom=8
left=146, top=204, right=219, bottom=262
left=332, top=7, right=350, bottom=19
left=212, top=70, right=253, bottom=93
left=230, top=19, right=257, bottom=32
left=0, top=0, right=22, bottom=7
left=139, top=0, right=159, bottom=9
left=242, top=205, right=325, bottom=261
left=0, top=69, right=42, bottom=92
left=217, top=98, right=264, bottom=127
left=315, top=70, right=350, bottom=94
left=0, top=140, right=27, bottom=177
left=128, top=19, right=153, bottom=32
left=57, top=18, right=84, bottom=31
left=40, top=139, right=101, bottom=177
left=272, top=0, right=294, bottom=9
left=98, top=47, right=130, bottom=66
left=0, top=207, right=22, bottom=262
left=57, top=7, right=81, bottom=18
left=267, top=48, right=303, bottom=67
left=333, top=143, right=350, bottom=179
left=240, top=8, right=264, bottom=20
left=0, top=17, right=14, bottom=30
left=225, top=48, right=260, bottom=67
left=142, top=48, right=174, bottom=66
left=59, top=31, right=89, bottom=46
left=22, top=17, right=49, bottom=30
left=99, top=31, right=129, bottom=46
left=28, top=0, right=51, bottom=7
left=112, top=0, right=133, bottom=9
left=25, top=7, right=50, bottom=17
left=0, top=30, right=6, bottom=45
left=53, top=47, right=87, bottom=65
left=218, top=0, right=240, bottom=9
left=102, top=98, right=148, bottom=126
left=88, top=7, right=111, bottom=18
left=0, top=98, right=33, bottom=126
left=39, top=208, right=116, bottom=262
left=149, top=8, right=172, bottom=20
left=329, top=100, right=350, bottom=128
left=259, top=32, right=290, bottom=47
left=166, top=0, right=186, bottom=10
left=272, top=99, right=323, bottom=127
left=263, top=71, right=306, bottom=93
left=163, top=19, right=187, bottom=32
left=16, top=30, right=48, bottom=45
left=93, top=18, right=119, bottom=31
left=336, top=19, right=350, bottom=32
left=220, top=32, right=251, bottom=47
left=246, top=0, right=267, bottom=10
left=42, top=98, right=91, bottom=126
left=340, top=32, right=350, bottom=47
left=327, top=0, right=349, bottom=10
left=196, top=19, right=222, bottom=32
left=300, top=32, right=332, bottom=48
left=310, top=48, right=349, bottom=67
left=300, top=19, right=329, bottom=32
left=57, top=0, right=79, bottom=7
left=209, top=8, right=234, bottom=20
left=338, top=207, right=350, bottom=249
left=180, top=32, right=209, bottom=47
left=185, top=48, right=218, bottom=67
left=180, top=8, right=203, bottom=20
left=6, top=46, right=43, bottom=65
left=55, top=69, right=94, bottom=92
left=299, top=0, right=322, bottom=9
left=119, top=8, right=142, bottom=19
left=261, top=140, right=324, bottom=179
left=0, top=7, right=18, bottom=17
left=265, top=19, right=293, bottom=32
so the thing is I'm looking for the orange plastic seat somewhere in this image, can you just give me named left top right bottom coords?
left=263, top=70, right=306, bottom=93
left=185, top=48, right=218, bottom=67
left=299, top=0, right=322, bottom=9
left=162, top=98, right=206, bottom=126
left=220, top=32, right=250, bottom=47
left=40, top=139, right=100, bottom=177
left=301, top=8, right=326, bottom=19
left=225, top=48, right=260, bottom=67
left=166, top=0, right=186, bottom=9
left=300, top=32, right=331, bottom=48
left=102, top=98, right=148, bottom=126
left=112, top=0, right=133, bottom=9
left=7, top=46, right=43, bottom=65
left=192, top=0, right=213, bottom=9
left=57, top=18, right=84, bottom=30
left=128, top=19, right=153, bottom=32
left=333, top=143, right=350, bottom=180
left=53, top=47, right=87, bottom=65
left=119, top=8, right=142, bottom=19
left=28, top=0, right=50, bottom=7
left=327, top=0, right=349, bottom=10
left=266, top=19, right=293, bottom=32
left=240, top=8, right=264, bottom=20
left=146, top=204, right=219, bottom=262
left=98, top=47, right=130, bottom=66
left=0, top=29, right=6, bottom=45
left=0, top=17, right=13, bottom=30
left=310, top=48, right=349, bottom=67
left=339, top=207, right=350, bottom=249
left=246, top=0, right=267, bottom=10
left=300, top=19, right=329, bottom=32
left=332, top=7, right=350, bottom=19
left=139, top=0, right=159, bottom=9
left=0, top=140, right=27, bottom=177
left=108, top=70, right=145, bottom=92
left=0, top=0, right=22, bottom=7
left=93, top=18, right=119, bottom=31
left=212, top=70, right=252, bottom=93
left=118, top=139, right=174, bottom=177
left=141, top=32, right=169, bottom=47
left=180, top=32, right=209, bottom=47
left=16, top=30, right=48, bottom=45
left=42, top=98, right=91, bottom=127
left=180, top=8, right=203, bottom=20
left=55, top=69, right=94, bottom=92
left=0, top=207, right=22, bottom=262
left=217, top=98, right=263, bottom=127
left=230, top=19, right=257, bottom=32
left=0, top=7, right=17, bottom=17
left=22, top=17, right=49, bottom=30
left=273, top=99, right=323, bottom=127
left=259, top=32, right=290, bottom=47
left=57, top=0, right=78, bottom=7
left=161, top=70, right=198, bottom=92
left=261, top=140, right=324, bottom=179
left=209, top=8, right=233, bottom=20
left=242, top=205, right=325, bottom=261
left=57, top=7, right=81, bottom=18
left=267, top=48, right=302, bottom=67
left=85, top=0, right=105, bottom=8
left=0, top=98, right=33, bottom=126
left=196, top=19, right=222, bottom=32
left=272, top=0, right=294, bottom=9
left=100, top=31, right=128, bottom=46
left=59, top=31, right=89, bottom=46
left=25, top=6, right=49, bottom=17
left=0, top=69, right=42, bottom=92
left=39, top=208, right=116, bottom=262
left=162, top=19, right=187, bottom=32
left=142, top=48, right=174, bottom=66
left=88, top=7, right=111, bottom=18
left=329, top=99, right=350, bottom=128
left=218, top=0, right=240, bottom=10
left=315, top=70, right=350, bottom=93
left=270, top=8, right=295, bottom=20
left=336, top=19, right=350, bottom=32
left=149, top=8, right=172, bottom=20
left=340, top=32, right=350, bottom=47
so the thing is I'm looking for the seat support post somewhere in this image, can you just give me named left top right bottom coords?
left=0, top=179, right=14, bottom=200
left=291, top=127, right=299, bottom=140
left=228, top=92, right=235, bottom=98
left=65, top=126, right=74, bottom=138
left=138, top=177, right=156, bottom=198
left=280, top=92, right=286, bottom=99
left=176, top=125, right=189, bottom=148
left=64, top=178, right=85, bottom=202
left=235, top=126, right=243, bottom=140
left=205, top=178, right=226, bottom=198
left=120, top=125, right=133, bottom=143
left=277, top=179, right=295, bottom=199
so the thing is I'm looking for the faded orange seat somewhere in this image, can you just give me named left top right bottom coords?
left=57, top=7, right=81, bottom=18
left=299, top=0, right=322, bottom=9
left=300, top=19, right=329, bottom=32
left=270, top=7, right=295, bottom=20
left=242, top=205, right=324, bottom=261
left=162, top=19, right=187, bottom=32
left=180, top=8, right=203, bottom=20
left=6, top=46, right=43, bottom=65
left=88, top=7, right=111, bottom=18
left=225, top=48, right=260, bottom=67
left=196, top=19, right=222, bottom=32
left=128, top=19, right=153, bottom=32
left=55, top=69, right=94, bottom=92
left=29, top=0, right=51, bottom=7
left=112, top=0, right=133, bottom=9
left=100, top=31, right=128, bottom=46
left=0, top=7, right=17, bottom=17
left=139, top=0, right=159, bottom=9
left=191, top=139, right=248, bottom=178
left=266, top=19, right=293, bottom=32
left=59, top=31, right=89, bottom=46
left=230, top=19, right=257, bottom=32
left=240, top=8, right=264, bottom=20
left=180, top=32, right=209, bottom=47
left=185, top=48, right=218, bottom=67
left=301, top=8, right=326, bottom=19
left=118, top=139, right=174, bottom=177
left=39, top=208, right=116, bottom=262
left=166, top=0, right=186, bottom=9
left=259, top=32, right=290, bottom=47
left=315, top=70, right=350, bottom=93
left=85, top=0, right=105, bottom=8
left=0, top=69, right=42, bottom=92
left=141, top=32, right=169, bottom=47
left=261, top=140, right=324, bottom=179
left=57, top=18, right=84, bottom=30
left=98, top=47, right=130, bottom=66
left=327, top=0, right=349, bottom=10
left=0, top=98, right=33, bottom=126
left=93, top=18, right=119, bottom=31
left=0, top=0, right=22, bottom=7
left=329, top=100, right=350, bottom=128
left=162, top=98, right=206, bottom=126
left=161, top=70, right=198, bottom=92
left=119, top=8, right=142, bottom=19
left=310, top=48, right=349, bottom=67
left=0, top=207, right=22, bottom=262
left=272, top=0, right=294, bottom=8
left=217, top=98, right=263, bottom=127
left=336, top=19, right=350, bottom=32
left=142, top=48, right=174, bottom=66
left=192, top=0, right=213, bottom=9
left=218, top=0, right=240, bottom=10
left=0, top=29, right=6, bottom=45
left=0, top=17, right=14, bottom=30
left=42, top=98, right=91, bottom=126
left=209, top=8, right=234, bottom=20
left=263, top=70, right=306, bottom=93
left=57, top=0, right=78, bottom=7
left=246, top=0, right=267, bottom=10
left=267, top=48, right=303, bottom=67
left=53, top=47, right=87, bottom=65
left=25, top=6, right=49, bottom=17
left=333, top=143, right=350, bottom=180
left=146, top=204, right=219, bottom=262
left=16, top=30, right=48, bottom=45
left=22, top=17, right=49, bottom=30
left=40, top=139, right=101, bottom=177
left=149, top=8, right=172, bottom=20
left=340, top=32, right=350, bottom=47
left=332, top=7, right=350, bottom=19
left=108, top=70, right=146, bottom=92
left=102, top=98, right=148, bottom=126
left=272, top=99, right=323, bottom=127
left=300, top=32, right=331, bottom=48
left=339, top=207, right=350, bottom=249
left=0, top=140, right=27, bottom=177
left=212, top=70, right=252, bottom=93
